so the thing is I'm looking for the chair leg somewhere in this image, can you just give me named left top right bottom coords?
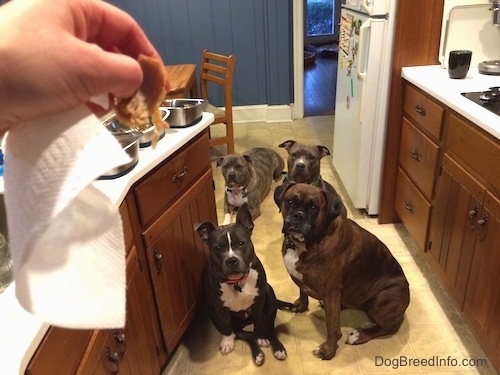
left=226, top=121, right=234, bottom=154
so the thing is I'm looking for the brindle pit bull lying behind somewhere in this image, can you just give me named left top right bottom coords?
left=274, top=182, right=410, bottom=360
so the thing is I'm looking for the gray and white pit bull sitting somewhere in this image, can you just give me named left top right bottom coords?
left=278, top=139, right=347, bottom=218
left=195, top=203, right=287, bottom=366
left=217, top=148, right=285, bottom=225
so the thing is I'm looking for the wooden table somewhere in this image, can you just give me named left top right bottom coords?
left=164, top=64, right=199, bottom=99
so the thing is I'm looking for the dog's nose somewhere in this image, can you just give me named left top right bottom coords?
left=225, top=257, right=239, bottom=268
left=292, top=210, right=305, bottom=223
left=228, top=171, right=236, bottom=179
left=295, top=162, right=305, bottom=170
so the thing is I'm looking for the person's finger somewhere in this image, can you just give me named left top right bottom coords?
left=80, top=0, right=161, bottom=61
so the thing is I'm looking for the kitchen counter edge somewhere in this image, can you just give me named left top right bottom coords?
left=401, top=65, right=500, bottom=140
left=0, top=112, right=214, bottom=375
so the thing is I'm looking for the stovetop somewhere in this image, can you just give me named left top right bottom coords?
left=461, top=87, right=500, bottom=117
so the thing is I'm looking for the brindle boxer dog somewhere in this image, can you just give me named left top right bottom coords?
left=274, top=182, right=410, bottom=360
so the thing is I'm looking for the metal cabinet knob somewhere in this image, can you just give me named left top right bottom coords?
left=404, top=200, right=414, bottom=213
left=410, top=150, right=421, bottom=161
left=152, top=248, right=163, bottom=274
left=415, top=105, right=426, bottom=116
left=172, top=167, right=188, bottom=182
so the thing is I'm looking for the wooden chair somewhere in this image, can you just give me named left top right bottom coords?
left=200, top=49, right=236, bottom=154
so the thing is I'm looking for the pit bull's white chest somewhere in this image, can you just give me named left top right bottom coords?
left=220, top=268, right=259, bottom=312
left=226, top=187, right=248, bottom=207
left=283, top=242, right=307, bottom=281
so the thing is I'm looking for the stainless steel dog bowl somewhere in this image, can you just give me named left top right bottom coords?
left=100, top=114, right=141, bottom=179
left=138, top=109, right=170, bottom=148
left=160, top=99, right=204, bottom=128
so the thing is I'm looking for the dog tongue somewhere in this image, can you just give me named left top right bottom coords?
left=225, top=273, right=245, bottom=284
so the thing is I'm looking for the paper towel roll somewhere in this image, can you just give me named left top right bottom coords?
left=3, top=104, right=131, bottom=328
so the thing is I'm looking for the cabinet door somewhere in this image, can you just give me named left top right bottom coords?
left=76, top=330, right=120, bottom=375
left=145, top=171, right=216, bottom=352
left=464, top=191, right=500, bottom=360
left=427, top=154, right=486, bottom=308
left=119, top=245, right=162, bottom=374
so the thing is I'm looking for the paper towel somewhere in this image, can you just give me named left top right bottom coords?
left=3, top=104, right=131, bottom=329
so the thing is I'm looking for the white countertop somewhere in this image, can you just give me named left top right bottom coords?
left=0, top=112, right=213, bottom=375
left=402, top=65, right=500, bottom=140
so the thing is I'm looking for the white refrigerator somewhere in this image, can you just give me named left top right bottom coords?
left=333, top=0, right=397, bottom=215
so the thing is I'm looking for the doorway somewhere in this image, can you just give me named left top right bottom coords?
left=292, top=0, right=341, bottom=119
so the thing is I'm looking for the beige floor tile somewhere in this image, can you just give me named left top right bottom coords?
left=162, top=117, right=493, bottom=375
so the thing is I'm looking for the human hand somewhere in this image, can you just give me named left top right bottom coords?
left=0, top=0, right=164, bottom=130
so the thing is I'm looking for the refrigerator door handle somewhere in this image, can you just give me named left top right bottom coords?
left=357, top=19, right=371, bottom=123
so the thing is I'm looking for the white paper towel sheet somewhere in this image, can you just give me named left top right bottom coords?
left=3, top=104, right=131, bottom=329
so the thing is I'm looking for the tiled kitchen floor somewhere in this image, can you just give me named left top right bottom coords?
left=162, top=116, right=496, bottom=375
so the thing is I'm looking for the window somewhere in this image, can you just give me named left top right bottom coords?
left=306, top=0, right=335, bottom=37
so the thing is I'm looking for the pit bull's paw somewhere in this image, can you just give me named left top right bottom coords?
left=312, top=342, right=337, bottom=360
left=255, top=351, right=265, bottom=366
left=346, top=330, right=360, bottom=345
left=273, top=349, right=287, bottom=360
left=257, top=338, right=270, bottom=347
left=220, top=334, right=235, bottom=355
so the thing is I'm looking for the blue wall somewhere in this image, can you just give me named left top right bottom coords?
left=109, top=0, right=294, bottom=107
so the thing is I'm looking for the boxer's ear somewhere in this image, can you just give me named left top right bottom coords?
left=274, top=181, right=294, bottom=210
left=324, top=191, right=344, bottom=221
left=278, top=140, right=296, bottom=152
left=194, top=221, right=217, bottom=243
left=216, top=157, right=224, bottom=167
left=317, top=145, right=331, bottom=158
left=236, top=203, right=254, bottom=233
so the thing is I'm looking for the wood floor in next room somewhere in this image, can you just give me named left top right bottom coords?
left=304, top=55, right=337, bottom=117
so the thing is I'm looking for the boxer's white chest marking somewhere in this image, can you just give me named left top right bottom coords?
left=226, top=187, right=248, bottom=207
left=220, top=268, right=259, bottom=312
left=284, top=242, right=306, bottom=281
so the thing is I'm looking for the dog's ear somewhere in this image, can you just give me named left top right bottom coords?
left=243, top=155, right=253, bottom=164
left=274, top=181, right=294, bottom=210
left=317, top=145, right=331, bottom=158
left=236, top=203, right=254, bottom=233
left=216, top=157, right=224, bottom=167
left=278, top=140, right=296, bottom=152
left=194, top=221, right=217, bottom=243
left=323, top=191, right=345, bottom=222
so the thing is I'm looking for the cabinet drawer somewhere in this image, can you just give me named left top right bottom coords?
left=134, top=132, right=211, bottom=226
left=395, top=167, right=432, bottom=251
left=399, top=118, right=440, bottom=200
left=446, top=113, right=500, bottom=191
left=404, top=84, right=444, bottom=140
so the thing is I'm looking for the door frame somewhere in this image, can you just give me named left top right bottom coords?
left=292, top=0, right=304, bottom=119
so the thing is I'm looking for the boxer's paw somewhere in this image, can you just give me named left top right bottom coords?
left=219, top=334, right=235, bottom=355
left=312, top=341, right=338, bottom=360
left=257, top=338, right=270, bottom=347
left=346, top=330, right=360, bottom=345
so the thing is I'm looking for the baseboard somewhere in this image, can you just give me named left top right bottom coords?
left=232, top=105, right=293, bottom=123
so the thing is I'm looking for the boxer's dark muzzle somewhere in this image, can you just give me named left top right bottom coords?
left=283, top=209, right=314, bottom=242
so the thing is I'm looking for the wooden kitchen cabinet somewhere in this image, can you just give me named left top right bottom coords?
left=395, top=83, right=443, bottom=251
left=137, top=131, right=216, bottom=353
left=395, top=84, right=500, bottom=371
left=27, top=129, right=217, bottom=373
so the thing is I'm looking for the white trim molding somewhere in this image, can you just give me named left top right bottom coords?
left=233, top=105, right=293, bottom=123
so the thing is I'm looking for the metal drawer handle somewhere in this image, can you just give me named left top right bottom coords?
left=172, top=167, right=188, bottom=182
left=113, top=330, right=126, bottom=359
left=152, top=248, right=162, bottom=274
left=106, top=347, right=120, bottom=365
left=415, top=105, right=426, bottom=116
left=404, top=200, right=414, bottom=213
left=477, top=213, right=488, bottom=241
left=410, top=150, right=421, bottom=162
left=468, top=205, right=479, bottom=231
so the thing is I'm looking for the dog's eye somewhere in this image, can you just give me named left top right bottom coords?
left=310, top=204, right=317, bottom=211
left=286, top=199, right=294, bottom=208
left=215, top=245, right=223, bottom=252
left=238, top=240, right=245, bottom=246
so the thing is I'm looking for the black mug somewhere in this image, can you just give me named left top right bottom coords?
left=448, top=50, right=472, bottom=79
